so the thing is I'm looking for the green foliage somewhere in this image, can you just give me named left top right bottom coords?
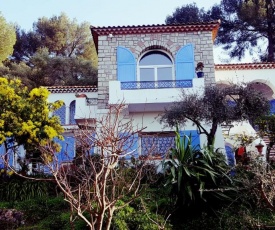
left=166, top=0, right=275, bottom=61
left=33, top=13, right=93, bottom=58
left=255, top=114, right=275, bottom=143
left=214, top=0, right=275, bottom=61
left=161, top=84, right=270, bottom=147
left=13, top=12, right=98, bottom=62
left=178, top=205, right=275, bottom=230
left=0, top=196, right=90, bottom=230
left=0, top=14, right=16, bottom=63
left=165, top=3, right=206, bottom=24
left=60, top=212, right=88, bottom=230
left=14, top=196, right=68, bottom=224
left=112, top=199, right=172, bottom=230
left=163, top=128, right=232, bottom=209
left=28, top=48, right=97, bottom=87
left=3, top=13, right=98, bottom=88
left=0, top=77, right=64, bottom=162
left=0, top=175, right=56, bottom=201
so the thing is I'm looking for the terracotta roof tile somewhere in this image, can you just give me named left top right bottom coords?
left=215, top=62, right=275, bottom=70
left=46, top=85, right=98, bottom=94
left=91, top=21, right=220, bottom=52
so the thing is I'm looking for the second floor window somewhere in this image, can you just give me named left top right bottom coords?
left=138, top=51, right=173, bottom=82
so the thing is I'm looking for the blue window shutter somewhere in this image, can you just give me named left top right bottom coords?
left=53, top=105, right=66, bottom=125
left=121, top=133, right=138, bottom=159
left=69, top=101, right=76, bottom=125
left=0, top=142, right=13, bottom=167
left=8, top=149, right=14, bottom=167
left=55, top=136, right=75, bottom=163
left=89, top=133, right=96, bottom=155
left=0, top=145, right=5, bottom=168
left=270, top=99, right=275, bottom=114
left=225, top=145, right=235, bottom=167
left=175, top=44, right=195, bottom=80
left=117, top=46, right=136, bottom=82
left=179, top=130, right=200, bottom=150
left=6, top=138, right=15, bottom=167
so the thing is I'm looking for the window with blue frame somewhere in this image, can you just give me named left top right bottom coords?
left=270, top=99, right=275, bottom=114
left=53, top=104, right=66, bottom=125
left=69, top=100, right=76, bottom=125
left=139, top=130, right=200, bottom=157
left=140, top=132, right=175, bottom=157
left=138, top=51, right=174, bottom=81
left=54, top=136, right=76, bottom=163
left=117, top=44, right=195, bottom=87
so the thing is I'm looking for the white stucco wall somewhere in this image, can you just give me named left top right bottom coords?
left=215, top=66, right=275, bottom=100
left=48, top=91, right=98, bottom=123
left=216, top=68, right=275, bottom=84
left=126, top=112, right=225, bottom=152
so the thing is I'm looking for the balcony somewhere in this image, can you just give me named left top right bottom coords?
left=74, top=94, right=98, bottom=128
left=121, top=80, right=193, bottom=90
left=109, top=78, right=204, bottom=112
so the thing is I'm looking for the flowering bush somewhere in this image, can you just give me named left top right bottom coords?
left=0, top=209, right=24, bottom=228
left=0, top=77, right=64, bottom=163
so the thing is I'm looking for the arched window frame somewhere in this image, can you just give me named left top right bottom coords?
left=137, top=50, right=175, bottom=82
left=53, top=103, right=66, bottom=125
left=69, top=100, right=76, bottom=125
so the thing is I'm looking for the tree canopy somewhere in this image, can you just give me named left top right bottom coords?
left=165, top=3, right=207, bottom=24
left=161, top=84, right=270, bottom=147
left=0, top=77, right=64, bottom=163
left=166, top=0, right=275, bottom=62
left=1, top=13, right=98, bottom=88
left=215, top=0, right=275, bottom=62
left=0, top=14, right=16, bottom=64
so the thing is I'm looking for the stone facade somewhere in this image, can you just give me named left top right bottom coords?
left=93, top=23, right=218, bottom=110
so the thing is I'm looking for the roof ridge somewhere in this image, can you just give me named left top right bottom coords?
left=91, top=20, right=220, bottom=29
left=45, top=85, right=98, bottom=93
left=215, top=62, right=275, bottom=70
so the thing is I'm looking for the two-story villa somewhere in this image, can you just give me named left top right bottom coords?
left=2, top=21, right=227, bottom=170
left=47, top=21, right=224, bottom=162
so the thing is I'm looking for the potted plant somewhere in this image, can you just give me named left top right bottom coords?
left=255, top=141, right=265, bottom=155
left=196, top=62, right=204, bottom=78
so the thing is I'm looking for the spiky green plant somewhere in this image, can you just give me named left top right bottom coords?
left=163, top=127, right=231, bottom=208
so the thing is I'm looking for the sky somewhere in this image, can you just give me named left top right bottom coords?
left=0, top=0, right=219, bottom=30
left=0, top=0, right=252, bottom=63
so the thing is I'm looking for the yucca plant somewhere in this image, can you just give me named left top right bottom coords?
left=163, top=127, right=231, bottom=209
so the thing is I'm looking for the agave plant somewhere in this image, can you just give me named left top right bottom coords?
left=163, top=127, right=231, bottom=208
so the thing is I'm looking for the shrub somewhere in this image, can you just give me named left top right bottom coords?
left=0, top=174, right=57, bottom=201
left=112, top=199, right=172, bottom=230
left=163, top=129, right=233, bottom=213
left=14, top=196, right=68, bottom=224
left=0, top=208, right=24, bottom=230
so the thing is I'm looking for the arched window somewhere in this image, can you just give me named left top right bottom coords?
left=270, top=99, right=275, bottom=114
left=138, top=51, right=173, bottom=81
left=53, top=104, right=66, bottom=125
left=69, top=100, right=76, bottom=125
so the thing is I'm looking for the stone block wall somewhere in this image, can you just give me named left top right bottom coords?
left=97, top=30, right=216, bottom=110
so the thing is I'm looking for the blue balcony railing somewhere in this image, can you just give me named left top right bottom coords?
left=121, top=80, right=193, bottom=90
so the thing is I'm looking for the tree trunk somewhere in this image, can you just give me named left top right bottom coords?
left=207, top=122, right=218, bottom=149
left=105, top=208, right=115, bottom=230
left=95, top=211, right=104, bottom=230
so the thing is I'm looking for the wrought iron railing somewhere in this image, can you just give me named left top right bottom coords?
left=121, top=80, right=193, bottom=90
left=86, top=98, right=98, bottom=105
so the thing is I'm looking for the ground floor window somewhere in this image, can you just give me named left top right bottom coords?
left=140, top=132, right=175, bottom=157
